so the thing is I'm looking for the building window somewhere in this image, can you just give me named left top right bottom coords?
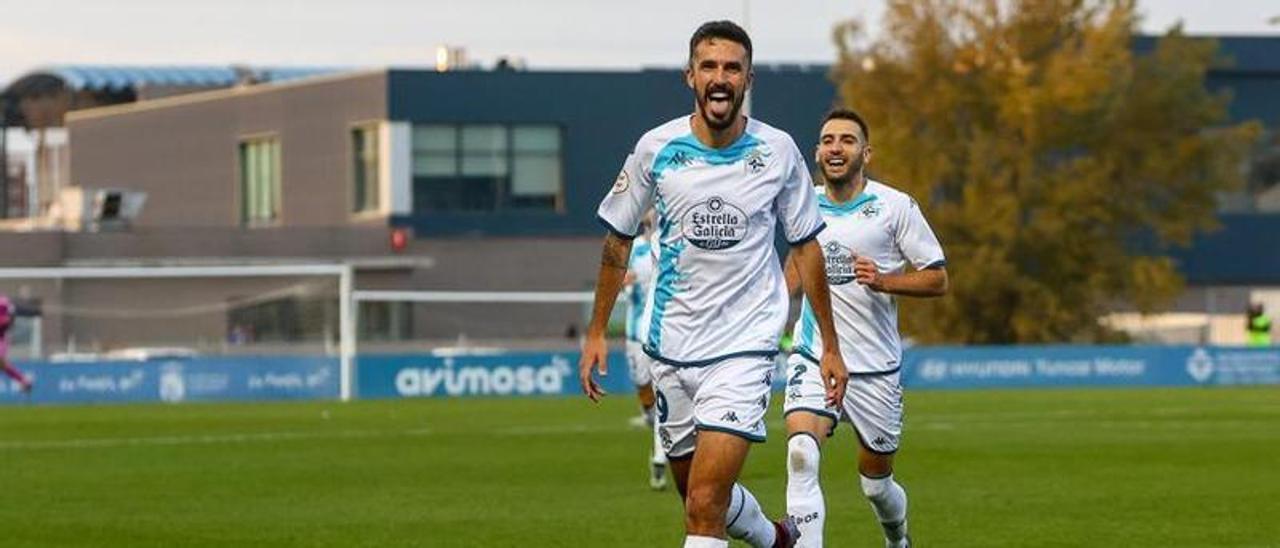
left=511, top=126, right=562, bottom=209
left=240, top=137, right=281, bottom=226
left=358, top=301, right=414, bottom=341
left=411, top=124, right=562, bottom=212
left=227, top=297, right=411, bottom=344
left=352, top=124, right=382, bottom=214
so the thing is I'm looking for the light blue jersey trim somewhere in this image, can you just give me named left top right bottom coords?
left=650, top=132, right=763, bottom=181
left=646, top=195, right=684, bottom=351
left=797, top=298, right=817, bottom=357
left=818, top=193, right=878, bottom=217
left=624, top=242, right=652, bottom=342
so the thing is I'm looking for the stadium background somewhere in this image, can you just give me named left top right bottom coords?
left=0, top=4, right=1278, bottom=547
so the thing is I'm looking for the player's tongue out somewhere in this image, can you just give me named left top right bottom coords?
left=706, top=88, right=733, bottom=118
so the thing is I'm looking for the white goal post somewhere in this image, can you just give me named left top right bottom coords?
left=0, top=265, right=616, bottom=403
left=0, top=264, right=356, bottom=400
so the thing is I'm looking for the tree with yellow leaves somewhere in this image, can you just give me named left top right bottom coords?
left=833, top=0, right=1259, bottom=343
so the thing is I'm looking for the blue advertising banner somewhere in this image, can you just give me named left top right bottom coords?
left=358, top=346, right=1280, bottom=399
left=0, top=356, right=339, bottom=405
left=357, top=351, right=635, bottom=399
left=901, top=346, right=1280, bottom=389
left=4, top=346, right=1274, bottom=404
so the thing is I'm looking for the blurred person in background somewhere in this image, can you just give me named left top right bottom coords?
left=1246, top=303, right=1271, bottom=347
left=623, top=211, right=669, bottom=490
left=0, top=295, right=35, bottom=394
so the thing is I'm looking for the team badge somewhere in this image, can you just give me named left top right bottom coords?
left=611, top=169, right=630, bottom=194
left=743, top=148, right=771, bottom=174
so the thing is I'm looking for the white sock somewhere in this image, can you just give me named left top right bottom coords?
left=860, top=474, right=909, bottom=547
left=652, top=415, right=668, bottom=465
left=683, top=535, right=729, bottom=548
left=787, top=434, right=824, bottom=547
left=726, top=483, right=777, bottom=548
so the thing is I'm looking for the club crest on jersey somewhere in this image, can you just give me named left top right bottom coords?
left=860, top=202, right=882, bottom=219
left=823, top=241, right=856, bottom=285
left=744, top=148, right=770, bottom=174
left=681, top=196, right=749, bottom=250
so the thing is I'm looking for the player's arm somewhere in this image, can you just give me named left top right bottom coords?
left=858, top=193, right=949, bottom=297
left=790, top=239, right=848, bottom=406
left=782, top=251, right=803, bottom=297
left=580, top=232, right=633, bottom=402
left=583, top=148, right=653, bottom=402
left=853, top=260, right=948, bottom=297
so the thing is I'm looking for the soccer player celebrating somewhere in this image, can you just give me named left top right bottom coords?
left=782, top=109, right=948, bottom=548
left=581, top=20, right=847, bottom=548
left=623, top=213, right=669, bottom=489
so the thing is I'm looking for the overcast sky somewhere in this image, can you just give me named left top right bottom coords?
left=1, top=0, right=1277, bottom=84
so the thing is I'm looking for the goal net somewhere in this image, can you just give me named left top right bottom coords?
left=0, top=264, right=354, bottom=398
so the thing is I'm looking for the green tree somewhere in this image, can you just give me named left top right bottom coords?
left=833, top=0, right=1259, bottom=343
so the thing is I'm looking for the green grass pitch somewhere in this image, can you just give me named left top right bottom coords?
left=1, top=387, right=1277, bottom=547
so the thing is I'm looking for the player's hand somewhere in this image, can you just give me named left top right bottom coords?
left=820, top=350, right=848, bottom=407
left=579, top=335, right=609, bottom=403
left=853, top=256, right=884, bottom=292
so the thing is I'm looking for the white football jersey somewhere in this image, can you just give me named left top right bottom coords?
left=598, top=116, right=825, bottom=366
left=790, top=180, right=945, bottom=374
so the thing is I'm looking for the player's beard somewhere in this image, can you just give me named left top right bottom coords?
left=695, top=83, right=744, bottom=131
left=821, top=153, right=864, bottom=187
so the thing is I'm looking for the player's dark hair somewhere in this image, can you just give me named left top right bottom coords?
left=823, top=108, right=870, bottom=143
left=688, top=20, right=753, bottom=66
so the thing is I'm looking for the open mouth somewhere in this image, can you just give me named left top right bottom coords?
left=824, top=156, right=848, bottom=169
left=705, top=88, right=734, bottom=116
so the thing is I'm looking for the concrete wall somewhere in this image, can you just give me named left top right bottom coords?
left=66, top=72, right=388, bottom=228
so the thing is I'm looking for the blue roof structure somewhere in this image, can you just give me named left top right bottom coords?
left=1, top=64, right=347, bottom=127
left=8, top=65, right=340, bottom=94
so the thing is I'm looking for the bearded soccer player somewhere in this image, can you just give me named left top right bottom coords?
left=580, top=21, right=847, bottom=548
left=782, top=109, right=948, bottom=548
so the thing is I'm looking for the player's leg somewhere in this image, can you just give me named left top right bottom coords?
left=0, top=356, right=31, bottom=393
left=652, top=361, right=696, bottom=499
left=683, top=357, right=795, bottom=548
left=629, top=343, right=668, bottom=488
left=627, top=341, right=658, bottom=426
left=673, top=444, right=788, bottom=548
left=781, top=353, right=838, bottom=547
left=849, top=372, right=909, bottom=548
left=684, top=430, right=753, bottom=546
left=634, top=383, right=657, bottom=419
left=650, top=400, right=669, bottom=489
